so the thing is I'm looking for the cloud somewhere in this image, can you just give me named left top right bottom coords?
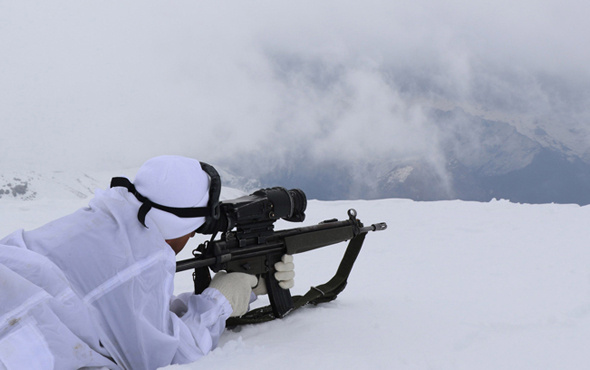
left=1, top=0, right=589, bottom=196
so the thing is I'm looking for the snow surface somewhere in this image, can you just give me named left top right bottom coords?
left=2, top=178, right=590, bottom=369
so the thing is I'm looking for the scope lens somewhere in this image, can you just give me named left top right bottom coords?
left=286, top=188, right=306, bottom=221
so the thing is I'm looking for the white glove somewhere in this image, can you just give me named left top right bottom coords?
left=252, top=254, right=295, bottom=296
left=209, top=271, right=258, bottom=317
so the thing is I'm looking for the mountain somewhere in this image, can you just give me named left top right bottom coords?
left=252, top=107, right=590, bottom=205
left=2, top=105, right=588, bottom=206
left=0, top=167, right=253, bottom=205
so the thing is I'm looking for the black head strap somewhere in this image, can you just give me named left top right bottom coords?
left=110, top=176, right=212, bottom=228
left=198, top=162, right=221, bottom=218
left=195, top=162, right=222, bottom=233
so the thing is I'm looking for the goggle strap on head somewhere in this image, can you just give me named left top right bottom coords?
left=110, top=176, right=211, bottom=228
left=198, top=162, right=221, bottom=221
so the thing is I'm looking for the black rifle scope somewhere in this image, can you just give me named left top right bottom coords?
left=198, top=187, right=307, bottom=235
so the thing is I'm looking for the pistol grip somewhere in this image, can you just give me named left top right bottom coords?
left=265, top=270, right=294, bottom=318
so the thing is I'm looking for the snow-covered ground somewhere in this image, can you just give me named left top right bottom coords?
left=2, top=175, right=590, bottom=369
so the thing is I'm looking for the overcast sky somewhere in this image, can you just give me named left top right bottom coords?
left=2, top=0, right=589, bottom=176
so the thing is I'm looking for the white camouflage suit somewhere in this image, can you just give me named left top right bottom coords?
left=0, top=173, right=232, bottom=369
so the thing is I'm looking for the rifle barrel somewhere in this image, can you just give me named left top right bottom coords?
left=360, top=222, right=387, bottom=233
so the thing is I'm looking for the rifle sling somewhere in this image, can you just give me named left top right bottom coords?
left=226, top=231, right=368, bottom=327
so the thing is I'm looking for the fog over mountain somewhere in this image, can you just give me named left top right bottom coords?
left=2, top=1, right=590, bottom=203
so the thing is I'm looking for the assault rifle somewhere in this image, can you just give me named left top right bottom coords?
left=176, top=187, right=387, bottom=322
